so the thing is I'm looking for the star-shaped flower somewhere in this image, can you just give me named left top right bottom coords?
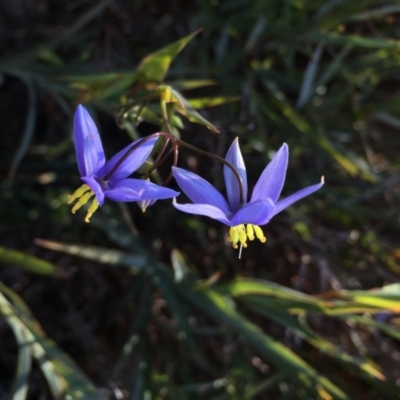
left=172, top=138, right=323, bottom=251
left=68, top=105, right=179, bottom=222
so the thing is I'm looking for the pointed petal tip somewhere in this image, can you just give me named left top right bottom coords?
left=171, top=166, right=184, bottom=176
left=75, top=104, right=88, bottom=116
left=281, top=142, right=289, bottom=152
left=250, top=142, right=288, bottom=203
left=224, top=138, right=248, bottom=209
left=73, top=104, right=105, bottom=177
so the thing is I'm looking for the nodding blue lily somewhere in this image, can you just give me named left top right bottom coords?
left=68, top=105, right=179, bottom=222
left=172, top=138, right=324, bottom=254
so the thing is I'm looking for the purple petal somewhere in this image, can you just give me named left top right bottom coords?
left=74, top=105, right=105, bottom=177
left=172, top=167, right=230, bottom=214
left=271, top=178, right=324, bottom=217
left=230, top=199, right=275, bottom=226
left=81, top=176, right=105, bottom=206
left=251, top=143, right=288, bottom=202
left=100, top=137, right=158, bottom=184
left=104, top=178, right=179, bottom=202
left=173, top=200, right=230, bottom=225
left=223, top=138, right=248, bottom=210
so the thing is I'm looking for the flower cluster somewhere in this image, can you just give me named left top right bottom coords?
left=68, top=105, right=324, bottom=254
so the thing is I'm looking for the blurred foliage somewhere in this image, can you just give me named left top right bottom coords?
left=1, top=0, right=400, bottom=399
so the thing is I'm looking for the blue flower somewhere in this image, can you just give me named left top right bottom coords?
left=68, top=105, right=179, bottom=222
left=172, top=138, right=324, bottom=250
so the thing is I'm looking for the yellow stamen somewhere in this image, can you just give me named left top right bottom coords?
left=71, top=191, right=94, bottom=213
left=228, top=224, right=267, bottom=254
left=68, top=184, right=90, bottom=204
left=246, top=224, right=255, bottom=241
left=68, top=184, right=99, bottom=222
left=238, top=225, right=247, bottom=248
left=85, top=198, right=99, bottom=223
left=253, top=225, right=267, bottom=243
left=229, top=227, right=239, bottom=249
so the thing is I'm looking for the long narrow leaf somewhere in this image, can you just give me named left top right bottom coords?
left=296, top=44, right=324, bottom=109
left=8, top=77, right=36, bottom=182
left=137, top=29, right=201, bottom=83
left=244, top=298, right=385, bottom=381
left=0, top=283, right=105, bottom=399
left=176, top=285, right=351, bottom=400
left=34, top=239, right=149, bottom=269
left=0, top=245, right=57, bottom=276
left=4, top=303, right=32, bottom=400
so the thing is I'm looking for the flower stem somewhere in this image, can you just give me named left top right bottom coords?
left=160, top=99, right=174, bottom=134
left=143, top=137, right=171, bottom=179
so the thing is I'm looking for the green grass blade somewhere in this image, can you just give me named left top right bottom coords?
left=296, top=44, right=324, bottom=109
left=0, top=245, right=57, bottom=276
left=244, top=298, right=385, bottom=381
left=317, top=44, right=352, bottom=86
left=34, top=239, right=149, bottom=269
left=137, top=29, right=202, bottom=83
left=245, top=15, right=267, bottom=52
left=0, top=282, right=106, bottom=399
left=371, top=112, right=400, bottom=131
left=187, top=96, right=240, bottom=109
left=170, top=249, right=190, bottom=282
left=339, top=315, right=400, bottom=341
left=262, top=78, right=377, bottom=181
left=152, top=374, right=192, bottom=400
left=177, top=286, right=351, bottom=400
left=244, top=372, right=285, bottom=399
left=8, top=77, right=36, bottom=182
left=309, top=32, right=400, bottom=50
left=1, top=298, right=32, bottom=400
left=169, top=79, right=216, bottom=90
left=344, top=5, right=400, bottom=22
left=222, top=278, right=329, bottom=306
left=153, top=263, right=216, bottom=372
left=168, top=86, right=220, bottom=132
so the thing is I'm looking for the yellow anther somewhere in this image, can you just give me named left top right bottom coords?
left=85, top=198, right=99, bottom=223
left=253, top=225, right=267, bottom=243
left=228, top=224, right=267, bottom=252
left=68, top=184, right=90, bottom=204
left=238, top=225, right=247, bottom=248
left=229, top=227, right=239, bottom=249
left=68, top=184, right=100, bottom=222
left=246, top=224, right=255, bottom=241
left=71, top=191, right=93, bottom=214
